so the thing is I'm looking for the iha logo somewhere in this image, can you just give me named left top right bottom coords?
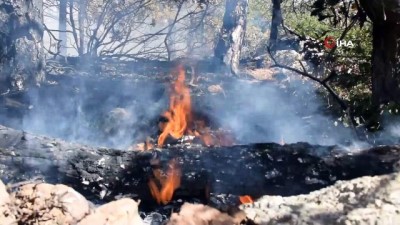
left=324, top=36, right=354, bottom=49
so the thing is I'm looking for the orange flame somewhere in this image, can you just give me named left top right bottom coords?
left=239, top=195, right=254, bottom=204
left=148, top=158, right=181, bottom=205
left=158, top=65, right=192, bottom=146
left=157, top=65, right=235, bottom=147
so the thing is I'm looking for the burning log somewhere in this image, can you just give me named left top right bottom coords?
left=1, top=124, right=400, bottom=206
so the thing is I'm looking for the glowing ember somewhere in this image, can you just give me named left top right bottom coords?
left=148, top=158, right=181, bottom=205
left=239, top=195, right=254, bottom=204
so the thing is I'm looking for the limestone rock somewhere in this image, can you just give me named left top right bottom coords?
left=167, top=203, right=241, bottom=225
left=12, top=183, right=90, bottom=225
left=241, top=172, right=400, bottom=225
left=78, top=198, right=144, bottom=225
left=0, top=179, right=17, bottom=225
left=0, top=179, right=9, bottom=205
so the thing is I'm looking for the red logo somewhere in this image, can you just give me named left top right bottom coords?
left=324, top=36, right=336, bottom=49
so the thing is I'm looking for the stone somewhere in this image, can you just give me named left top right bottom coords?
left=12, top=183, right=90, bottom=225
left=241, top=172, right=400, bottom=225
left=167, top=203, right=241, bottom=225
left=0, top=179, right=17, bottom=225
left=0, top=179, right=9, bottom=205
left=78, top=198, right=144, bottom=225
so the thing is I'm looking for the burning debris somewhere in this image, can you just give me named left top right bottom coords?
left=137, top=65, right=234, bottom=150
left=239, top=195, right=254, bottom=204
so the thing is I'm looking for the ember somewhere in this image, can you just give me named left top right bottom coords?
left=148, top=158, right=181, bottom=205
left=157, top=65, right=234, bottom=147
left=239, top=195, right=254, bottom=204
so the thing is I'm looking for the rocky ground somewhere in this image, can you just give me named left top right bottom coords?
left=241, top=172, right=400, bottom=225
left=0, top=179, right=245, bottom=225
left=2, top=171, right=400, bottom=225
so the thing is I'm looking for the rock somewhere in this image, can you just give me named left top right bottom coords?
left=241, top=172, right=400, bottom=225
left=273, top=50, right=310, bottom=73
left=245, top=68, right=277, bottom=81
left=12, top=183, right=90, bottom=225
left=102, top=107, right=133, bottom=135
left=167, top=203, right=242, bottom=225
left=78, top=198, right=144, bottom=225
left=0, top=179, right=17, bottom=225
left=0, top=179, right=9, bottom=205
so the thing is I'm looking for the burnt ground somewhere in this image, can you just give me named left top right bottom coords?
left=1, top=121, right=400, bottom=223
left=0, top=59, right=365, bottom=150
left=1, top=60, right=400, bottom=223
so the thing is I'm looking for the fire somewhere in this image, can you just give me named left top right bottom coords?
left=157, top=65, right=234, bottom=147
left=148, top=158, right=181, bottom=205
left=239, top=195, right=254, bottom=204
left=158, top=65, right=192, bottom=146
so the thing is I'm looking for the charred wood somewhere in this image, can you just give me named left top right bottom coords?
left=0, top=0, right=46, bottom=93
left=0, top=125, right=399, bottom=206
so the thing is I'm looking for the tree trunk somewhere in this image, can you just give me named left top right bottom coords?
left=359, top=0, right=400, bottom=106
left=370, top=22, right=400, bottom=105
left=1, top=125, right=400, bottom=204
left=78, top=0, right=86, bottom=56
left=59, top=0, right=68, bottom=56
left=269, top=0, right=283, bottom=51
left=0, top=0, right=46, bottom=93
left=214, top=0, right=248, bottom=76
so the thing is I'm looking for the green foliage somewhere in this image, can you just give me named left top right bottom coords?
left=246, top=0, right=378, bottom=127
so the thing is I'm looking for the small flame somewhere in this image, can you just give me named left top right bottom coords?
left=148, top=158, right=181, bottom=205
left=239, top=195, right=254, bottom=204
left=158, top=65, right=191, bottom=146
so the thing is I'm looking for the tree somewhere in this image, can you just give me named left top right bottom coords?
left=0, top=0, right=45, bottom=93
left=358, top=0, right=400, bottom=107
left=59, top=0, right=68, bottom=56
left=214, top=0, right=249, bottom=75
left=269, top=0, right=282, bottom=50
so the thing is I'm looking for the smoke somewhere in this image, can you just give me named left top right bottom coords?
left=203, top=77, right=356, bottom=146
left=0, top=66, right=363, bottom=150
left=12, top=76, right=168, bottom=149
left=2, top=1, right=396, bottom=150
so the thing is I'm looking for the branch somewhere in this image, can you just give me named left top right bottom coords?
left=325, top=17, right=358, bottom=61
left=164, top=2, right=183, bottom=61
left=267, top=47, right=364, bottom=140
left=267, top=47, right=347, bottom=115
left=43, top=24, right=62, bottom=58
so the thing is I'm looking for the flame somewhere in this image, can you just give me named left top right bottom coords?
left=148, top=158, right=181, bottom=205
left=158, top=65, right=192, bottom=146
left=239, top=195, right=254, bottom=204
left=157, top=65, right=235, bottom=147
